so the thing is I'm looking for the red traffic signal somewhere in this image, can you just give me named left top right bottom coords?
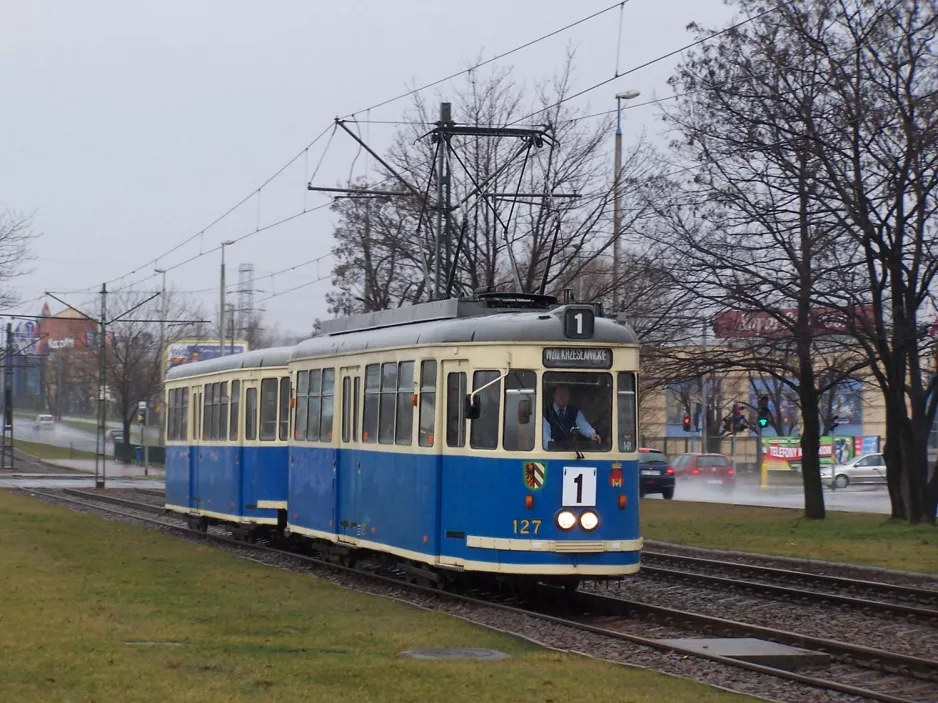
left=682, top=415, right=691, bottom=431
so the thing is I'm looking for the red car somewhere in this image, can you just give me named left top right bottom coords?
left=673, top=453, right=736, bottom=492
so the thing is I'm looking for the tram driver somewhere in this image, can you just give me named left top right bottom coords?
left=543, top=383, right=601, bottom=448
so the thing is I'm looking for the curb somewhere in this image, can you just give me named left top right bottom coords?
left=644, top=539, right=938, bottom=582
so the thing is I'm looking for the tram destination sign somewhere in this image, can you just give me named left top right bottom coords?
left=542, top=347, right=612, bottom=369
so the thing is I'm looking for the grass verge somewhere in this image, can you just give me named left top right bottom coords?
left=13, top=438, right=97, bottom=461
left=641, top=500, right=938, bottom=573
left=0, top=491, right=750, bottom=703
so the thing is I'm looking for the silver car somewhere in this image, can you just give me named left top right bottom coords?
left=821, top=453, right=887, bottom=488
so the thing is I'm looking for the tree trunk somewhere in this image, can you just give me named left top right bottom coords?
left=798, top=383, right=826, bottom=520
left=122, top=418, right=133, bottom=465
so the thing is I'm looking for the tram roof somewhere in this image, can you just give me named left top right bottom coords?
left=166, top=345, right=293, bottom=381
left=290, top=304, right=638, bottom=362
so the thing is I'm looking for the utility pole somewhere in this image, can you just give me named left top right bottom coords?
left=220, top=240, right=233, bottom=356
left=95, top=283, right=107, bottom=489
left=155, top=267, right=167, bottom=448
left=227, top=303, right=235, bottom=355
left=612, top=90, right=640, bottom=313
left=433, top=102, right=451, bottom=301
left=1, top=322, right=13, bottom=469
left=701, top=318, right=709, bottom=453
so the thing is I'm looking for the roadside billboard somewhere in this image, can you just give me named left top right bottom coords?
left=165, top=340, right=249, bottom=370
left=762, top=435, right=881, bottom=471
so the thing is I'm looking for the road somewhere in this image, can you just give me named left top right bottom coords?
left=646, top=480, right=891, bottom=514
left=15, top=416, right=157, bottom=454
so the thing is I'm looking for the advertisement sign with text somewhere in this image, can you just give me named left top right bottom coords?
left=165, top=340, right=249, bottom=370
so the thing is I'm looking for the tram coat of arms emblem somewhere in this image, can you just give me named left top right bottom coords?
left=524, top=462, right=546, bottom=490
left=610, top=463, right=623, bottom=488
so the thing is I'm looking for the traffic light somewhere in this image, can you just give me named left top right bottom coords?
left=757, top=394, right=770, bottom=429
left=136, top=410, right=146, bottom=425
left=682, top=414, right=692, bottom=432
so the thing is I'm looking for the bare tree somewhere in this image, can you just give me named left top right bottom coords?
left=326, top=58, right=660, bottom=314
left=81, top=290, right=204, bottom=463
left=0, top=207, right=37, bottom=309
left=646, top=0, right=882, bottom=518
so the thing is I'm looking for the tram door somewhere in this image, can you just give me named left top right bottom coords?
left=438, top=359, right=470, bottom=550
left=337, top=366, right=360, bottom=539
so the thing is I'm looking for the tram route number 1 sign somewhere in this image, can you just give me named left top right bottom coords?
left=562, top=467, right=597, bottom=507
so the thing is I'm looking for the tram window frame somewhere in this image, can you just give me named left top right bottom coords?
left=353, top=376, right=361, bottom=442
left=378, top=363, right=397, bottom=444
left=229, top=381, right=240, bottom=441
left=320, top=369, right=335, bottom=442
left=542, top=371, right=613, bottom=453
left=295, top=371, right=309, bottom=441
left=446, top=372, right=467, bottom=448
left=617, top=372, right=637, bottom=453
left=341, top=376, right=351, bottom=443
left=166, top=389, right=174, bottom=441
left=219, top=382, right=229, bottom=442
left=503, top=370, right=536, bottom=451
left=470, top=370, right=501, bottom=450
left=245, top=387, right=257, bottom=441
left=418, top=360, right=437, bottom=447
left=202, top=384, right=211, bottom=441
left=193, top=389, right=201, bottom=442
left=172, top=389, right=180, bottom=441
left=306, top=369, right=322, bottom=442
left=260, top=378, right=278, bottom=441
left=279, top=376, right=290, bottom=441
left=395, top=361, right=414, bottom=446
left=182, top=388, right=189, bottom=441
left=212, top=383, right=221, bottom=440
left=362, top=364, right=379, bottom=443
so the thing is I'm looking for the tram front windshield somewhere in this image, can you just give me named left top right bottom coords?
left=542, top=372, right=612, bottom=452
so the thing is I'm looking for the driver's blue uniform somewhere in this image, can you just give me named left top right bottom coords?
left=543, top=402, right=596, bottom=448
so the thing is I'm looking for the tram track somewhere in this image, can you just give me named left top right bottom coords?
left=642, top=550, right=938, bottom=608
left=21, top=488, right=938, bottom=703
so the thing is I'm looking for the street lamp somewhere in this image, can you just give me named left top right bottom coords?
left=612, top=89, right=641, bottom=314
left=220, top=240, right=234, bottom=357
left=155, top=267, right=167, bottom=448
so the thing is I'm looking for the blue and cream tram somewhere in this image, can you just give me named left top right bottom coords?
left=164, top=293, right=642, bottom=585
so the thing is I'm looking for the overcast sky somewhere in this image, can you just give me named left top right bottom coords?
left=0, top=0, right=734, bottom=337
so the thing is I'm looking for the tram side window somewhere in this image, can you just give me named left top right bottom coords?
left=446, top=372, right=466, bottom=448
left=320, top=369, right=335, bottom=442
left=260, top=378, right=278, bottom=441
left=245, top=387, right=257, bottom=440
left=220, top=382, right=229, bottom=441
left=353, top=376, right=361, bottom=442
left=229, top=381, right=240, bottom=441
left=617, top=372, right=637, bottom=453
left=172, top=389, right=180, bottom=441
left=182, top=388, right=189, bottom=441
left=202, top=384, right=211, bottom=441
left=166, top=389, right=174, bottom=441
left=396, top=361, right=414, bottom=445
left=279, top=377, right=290, bottom=441
left=362, top=364, right=379, bottom=443
left=211, top=383, right=220, bottom=440
left=418, top=360, right=437, bottom=447
left=193, top=390, right=201, bottom=442
left=504, top=371, right=536, bottom=451
left=470, top=370, right=501, bottom=450
left=295, top=371, right=309, bottom=441
left=307, top=370, right=322, bottom=441
left=341, top=377, right=351, bottom=443
left=379, top=363, right=397, bottom=444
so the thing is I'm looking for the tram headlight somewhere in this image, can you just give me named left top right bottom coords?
left=556, top=510, right=577, bottom=531
left=579, top=510, right=600, bottom=531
